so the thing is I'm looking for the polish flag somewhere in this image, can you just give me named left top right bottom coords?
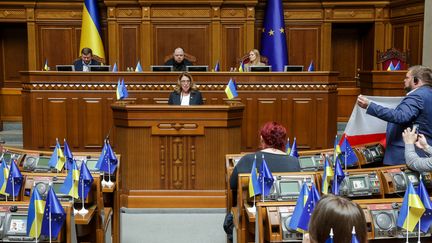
left=343, top=96, right=404, bottom=146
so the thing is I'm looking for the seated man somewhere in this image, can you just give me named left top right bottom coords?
left=164, top=47, right=192, bottom=71
left=73, top=47, right=100, bottom=71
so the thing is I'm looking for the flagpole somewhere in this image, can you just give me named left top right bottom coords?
left=261, top=154, right=265, bottom=202
left=418, top=175, right=422, bottom=243
left=34, top=181, right=38, bottom=243
left=49, top=202, right=52, bottom=243
left=406, top=199, right=409, bottom=243
left=12, top=177, right=15, bottom=202
left=107, top=158, right=113, bottom=188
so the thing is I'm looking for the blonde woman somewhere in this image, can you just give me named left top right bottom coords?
left=244, top=49, right=265, bottom=71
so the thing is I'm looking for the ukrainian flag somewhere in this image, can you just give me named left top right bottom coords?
left=289, top=182, right=309, bottom=232
left=60, top=160, right=79, bottom=199
left=224, top=78, right=238, bottom=99
left=79, top=0, right=105, bottom=59
left=27, top=188, right=45, bottom=238
left=321, top=156, right=333, bottom=194
left=0, top=159, right=9, bottom=195
left=248, top=155, right=261, bottom=198
left=333, top=135, right=341, bottom=164
left=238, top=61, right=244, bottom=72
left=397, top=182, right=425, bottom=232
left=43, top=59, right=49, bottom=71
left=48, top=140, right=66, bottom=171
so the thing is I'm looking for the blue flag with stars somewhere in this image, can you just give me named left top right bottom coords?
left=260, top=0, right=288, bottom=71
left=5, top=160, right=23, bottom=197
left=258, top=154, right=274, bottom=196
left=340, top=137, right=358, bottom=166
left=41, top=187, right=66, bottom=238
left=78, top=160, right=94, bottom=200
left=332, top=156, right=345, bottom=195
left=297, top=183, right=320, bottom=231
left=63, top=139, right=74, bottom=170
left=99, top=142, right=118, bottom=174
left=417, top=180, right=432, bottom=232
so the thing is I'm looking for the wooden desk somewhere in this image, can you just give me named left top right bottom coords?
left=20, top=71, right=338, bottom=152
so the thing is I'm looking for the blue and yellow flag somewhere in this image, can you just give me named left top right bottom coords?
left=60, top=159, right=79, bottom=199
left=238, top=62, right=244, bottom=72
left=135, top=61, right=143, bottom=72
left=397, top=182, right=425, bottom=232
left=48, top=139, right=66, bottom=171
left=0, top=159, right=9, bottom=195
left=224, top=78, right=238, bottom=99
left=5, top=160, right=23, bottom=197
left=248, top=155, right=261, bottom=198
left=116, top=78, right=128, bottom=100
left=298, top=183, right=320, bottom=231
left=289, top=182, right=309, bottom=232
left=27, top=188, right=45, bottom=238
left=43, top=59, right=49, bottom=71
left=333, top=135, right=341, bottom=164
left=63, top=139, right=74, bottom=170
left=307, top=60, right=314, bottom=71
left=41, top=187, right=66, bottom=238
left=112, top=62, right=118, bottom=72
left=260, top=0, right=288, bottom=71
left=79, top=161, right=94, bottom=200
left=417, top=180, right=432, bottom=232
left=285, top=138, right=291, bottom=155
left=289, top=137, right=299, bottom=158
left=79, top=0, right=105, bottom=59
left=321, top=156, right=333, bottom=194
left=387, top=61, right=395, bottom=71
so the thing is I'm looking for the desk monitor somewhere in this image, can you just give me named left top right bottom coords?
left=284, top=65, right=304, bottom=72
left=6, top=214, right=27, bottom=236
left=186, top=66, right=208, bottom=72
left=250, top=65, right=271, bottom=72
left=89, top=65, right=110, bottom=72
left=151, top=65, right=173, bottom=72
left=56, top=65, right=75, bottom=71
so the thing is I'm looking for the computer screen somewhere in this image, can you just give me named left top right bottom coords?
left=7, top=215, right=27, bottom=235
left=278, top=181, right=300, bottom=195
left=56, top=65, right=75, bottom=71
left=350, top=177, right=368, bottom=190
left=284, top=65, right=304, bottom=72
left=52, top=182, right=64, bottom=194
left=38, top=157, right=50, bottom=169
left=249, top=66, right=271, bottom=72
left=86, top=159, right=99, bottom=171
left=89, top=65, right=110, bottom=72
left=151, top=65, right=173, bottom=72
left=299, top=157, right=315, bottom=167
left=186, top=66, right=208, bottom=72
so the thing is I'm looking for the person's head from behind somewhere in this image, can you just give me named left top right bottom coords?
left=259, top=122, right=287, bottom=152
left=81, top=47, right=93, bottom=65
left=309, top=194, right=367, bottom=243
left=175, top=72, right=197, bottom=94
left=173, top=47, right=185, bottom=64
left=405, top=65, right=432, bottom=92
left=249, top=49, right=261, bottom=64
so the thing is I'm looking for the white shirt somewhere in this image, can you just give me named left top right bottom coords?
left=180, top=93, right=190, bottom=106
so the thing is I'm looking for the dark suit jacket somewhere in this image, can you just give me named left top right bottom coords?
left=73, top=59, right=101, bottom=71
left=367, top=85, right=432, bottom=165
left=168, top=90, right=203, bottom=105
left=164, top=58, right=192, bottom=71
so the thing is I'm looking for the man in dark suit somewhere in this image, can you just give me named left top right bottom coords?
left=164, top=47, right=192, bottom=71
left=357, top=65, right=432, bottom=165
left=73, top=47, right=100, bottom=71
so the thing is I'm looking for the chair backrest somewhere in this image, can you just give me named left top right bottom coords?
left=163, top=52, right=197, bottom=64
left=238, top=53, right=269, bottom=65
left=377, top=48, right=409, bottom=70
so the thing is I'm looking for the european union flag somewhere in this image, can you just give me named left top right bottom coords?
left=397, top=182, right=425, bottom=232
left=41, top=187, right=66, bottom=238
left=321, top=156, right=334, bottom=194
left=289, top=137, right=299, bottom=158
left=340, top=137, right=358, bottom=167
left=297, top=183, right=320, bottom=231
left=332, top=157, right=345, bottom=195
left=224, top=78, right=238, bottom=99
left=325, top=228, right=334, bottom=243
left=27, top=188, right=45, bottom=238
left=99, top=141, right=118, bottom=174
left=258, top=154, right=274, bottom=196
left=79, top=0, right=105, bottom=59
left=351, top=226, right=360, bottom=243
left=214, top=61, right=220, bottom=72
left=135, top=61, right=143, bottom=72
left=394, top=61, right=401, bottom=70
left=95, top=141, right=108, bottom=170
left=63, top=139, right=74, bottom=170
left=116, top=78, right=128, bottom=100
left=416, top=180, right=432, bottom=233
left=79, top=160, right=94, bottom=200
left=0, top=159, right=9, bottom=195
left=112, top=62, right=118, bottom=72
left=289, top=182, right=309, bottom=232
left=307, top=60, right=314, bottom=71
left=260, top=0, right=288, bottom=71
left=5, top=160, right=23, bottom=197
left=60, top=159, right=79, bottom=199
left=285, top=138, right=291, bottom=155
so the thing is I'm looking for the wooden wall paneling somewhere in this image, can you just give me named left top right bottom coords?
left=362, top=23, right=375, bottom=71
left=104, top=97, right=115, bottom=147
left=153, top=25, right=210, bottom=66
left=0, top=88, right=22, bottom=121
left=337, top=87, right=360, bottom=122
left=211, top=6, right=221, bottom=69
left=256, top=98, right=278, bottom=126
left=68, top=98, right=80, bottom=148
left=107, top=7, right=119, bottom=70
left=243, top=97, right=256, bottom=150
left=141, top=6, right=152, bottom=69
left=82, top=98, right=104, bottom=149
left=39, top=27, right=76, bottom=68
left=287, top=25, right=320, bottom=68
left=292, top=97, right=313, bottom=150
left=392, top=24, right=405, bottom=53
left=45, top=98, right=67, bottom=148
left=332, top=24, right=359, bottom=86
left=222, top=24, right=244, bottom=70
left=118, top=24, right=140, bottom=71
left=279, top=97, right=292, bottom=139
left=321, top=23, right=332, bottom=71
left=315, top=96, right=326, bottom=149
left=407, top=22, right=423, bottom=65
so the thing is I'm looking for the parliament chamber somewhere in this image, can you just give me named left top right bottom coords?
left=0, top=0, right=431, bottom=242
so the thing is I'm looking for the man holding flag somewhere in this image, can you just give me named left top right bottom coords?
left=357, top=65, right=432, bottom=165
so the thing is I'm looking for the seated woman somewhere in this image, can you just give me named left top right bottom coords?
left=307, top=194, right=368, bottom=243
left=168, top=72, right=203, bottom=105
left=229, top=121, right=300, bottom=207
left=243, top=49, right=265, bottom=72
left=402, top=127, right=432, bottom=172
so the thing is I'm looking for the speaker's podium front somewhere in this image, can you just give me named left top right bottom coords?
left=112, top=102, right=244, bottom=208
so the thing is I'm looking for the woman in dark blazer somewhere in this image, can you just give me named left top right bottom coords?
left=168, top=72, right=203, bottom=105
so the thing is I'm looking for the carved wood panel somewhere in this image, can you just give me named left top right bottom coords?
left=222, top=25, right=244, bottom=70
left=287, top=26, right=320, bottom=68
left=119, top=25, right=140, bottom=71
left=82, top=98, right=104, bottom=148
left=45, top=98, right=67, bottom=147
left=39, top=27, right=76, bottom=68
